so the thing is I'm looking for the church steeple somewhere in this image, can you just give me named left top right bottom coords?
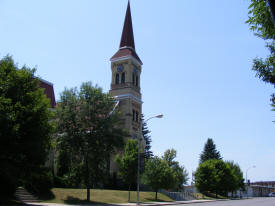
left=111, top=1, right=142, bottom=65
left=120, top=1, right=135, bottom=50
left=109, top=1, right=144, bottom=175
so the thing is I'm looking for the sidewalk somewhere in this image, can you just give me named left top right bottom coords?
left=26, top=199, right=219, bottom=206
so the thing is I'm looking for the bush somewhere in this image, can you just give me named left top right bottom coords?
left=24, top=168, right=53, bottom=194
left=0, top=171, right=17, bottom=198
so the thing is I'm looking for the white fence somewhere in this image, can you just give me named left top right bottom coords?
left=159, top=189, right=196, bottom=201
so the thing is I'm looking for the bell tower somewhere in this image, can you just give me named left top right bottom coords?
left=110, top=1, right=143, bottom=143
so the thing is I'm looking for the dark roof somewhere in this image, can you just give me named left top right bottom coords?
left=111, top=47, right=142, bottom=64
left=111, top=1, right=142, bottom=65
left=120, top=1, right=135, bottom=49
left=39, top=79, right=56, bottom=108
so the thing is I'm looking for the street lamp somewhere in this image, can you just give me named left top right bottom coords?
left=246, top=165, right=256, bottom=184
left=245, top=165, right=256, bottom=198
left=137, top=114, right=163, bottom=205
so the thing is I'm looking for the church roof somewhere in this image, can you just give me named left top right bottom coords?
left=111, top=47, right=142, bottom=64
left=111, top=1, right=142, bottom=65
left=39, top=78, right=56, bottom=108
left=120, top=1, right=135, bottom=49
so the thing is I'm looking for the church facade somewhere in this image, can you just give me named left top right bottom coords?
left=109, top=1, right=145, bottom=174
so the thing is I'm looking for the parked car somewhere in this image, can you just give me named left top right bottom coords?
left=268, top=192, right=275, bottom=197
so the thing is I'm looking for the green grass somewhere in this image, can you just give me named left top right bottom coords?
left=40, top=188, right=174, bottom=204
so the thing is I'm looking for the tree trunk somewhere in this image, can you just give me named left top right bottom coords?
left=85, top=156, right=90, bottom=202
left=155, top=191, right=158, bottom=200
left=87, top=188, right=90, bottom=202
left=128, top=185, right=131, bottom=202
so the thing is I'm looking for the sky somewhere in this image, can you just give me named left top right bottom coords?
left=1, top=0, right=274, bottom=183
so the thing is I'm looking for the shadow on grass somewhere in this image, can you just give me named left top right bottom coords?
left=36, top=190, right=55, bottom=201
left=201, top=192, right=227, bottom=200
left=64, top=196, right=107, bottom=205
left=145, top=198, right=173, bottom=202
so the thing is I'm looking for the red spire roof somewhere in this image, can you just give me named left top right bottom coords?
left=120, top=1, right=135, bottom=49
left=111, top=1, right=142, bottom=64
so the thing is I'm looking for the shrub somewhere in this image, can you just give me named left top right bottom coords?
left=24, top=168, right=53, bottom=194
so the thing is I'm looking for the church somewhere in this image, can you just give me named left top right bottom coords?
left=41, top=1, right=145, bottom=178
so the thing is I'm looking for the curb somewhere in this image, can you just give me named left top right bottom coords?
left=131, top=200, right=214, bottom=206
left=26, top=199, right=229, bottom=206
left=118, top=199, right=230, bottom=206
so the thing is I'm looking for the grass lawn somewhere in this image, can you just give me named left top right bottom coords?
left=40, top=188, right=174, bottom=204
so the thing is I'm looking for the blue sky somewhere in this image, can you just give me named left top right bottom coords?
left=1, top=0, right=274, bottom=183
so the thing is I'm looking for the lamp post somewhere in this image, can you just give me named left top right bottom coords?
left=246, top=165, right=256, bottom=184
left=137, top=114, right=163, bottom=205
left=245, top=165, right=256, bottom=198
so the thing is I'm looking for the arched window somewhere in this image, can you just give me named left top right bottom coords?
left=132, top=73, right=135, bottom=85
left=136, top=111, right=139, bottom=122
left=115, top=73, right=119, bottom=84
left=136, top=76, right=139, bottom=87
left=132, top=110, right=135, bottom=121
left=121, top=72, right=125, bottom=84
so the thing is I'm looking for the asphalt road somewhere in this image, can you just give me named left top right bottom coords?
left=175, top=198, right=275, bottom=206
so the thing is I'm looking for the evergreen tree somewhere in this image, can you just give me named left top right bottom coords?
left=199, top=138, right=222, bottom=164
left=141, top=114, right=153, bottom=159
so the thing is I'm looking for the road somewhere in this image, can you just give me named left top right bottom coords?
left=175, top=198, right=275, bottom=206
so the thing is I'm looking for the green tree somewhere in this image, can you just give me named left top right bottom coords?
left=0, top=56, right=54, bottom=197
left=214, top=160, right=237, bottom=197
left=162, top=149, right=188, bottom=191
left=195, top=159, right=237, bottom=197
left=115, top=139, right=138, bottom=202
left=142, top=157, right=176, bottom=200
left=162, top=149, right=177, bottom=167
left=195, top=160, right=217, bottom=195
left=246, top=0, right=275, bottom=111
left=55, top=82, right=127, bottom=201
left=226, top=161, right=245, bottom=196
left=199, top=138, right=222, bottom=164
left=141, top=114, right=153, bottom=159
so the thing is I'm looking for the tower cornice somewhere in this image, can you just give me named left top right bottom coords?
left=111, top=53, right=142, bottom=66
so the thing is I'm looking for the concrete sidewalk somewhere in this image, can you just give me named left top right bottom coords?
left=26, top=199, right=219, bottom=206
